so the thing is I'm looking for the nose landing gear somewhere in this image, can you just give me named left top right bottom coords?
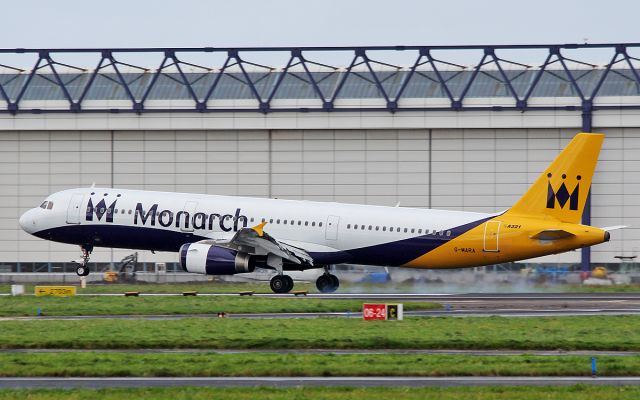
left=73, top=245, right=93, bottom=277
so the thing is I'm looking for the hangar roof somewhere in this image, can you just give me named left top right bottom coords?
left=0, top=68, right=638, bottom=101
left=0, top=44, right=639, bottom=113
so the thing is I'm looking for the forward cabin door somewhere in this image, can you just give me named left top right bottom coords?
left=181, top=201, right=198, bottom=232
left=325, top=215, right=340, bottom=241
left=66, top=193, right=84, bottom=224
left=483, top=220, right=501, bottom=252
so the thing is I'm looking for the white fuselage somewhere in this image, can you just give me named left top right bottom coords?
left=19, top=187, right=493, bottom=268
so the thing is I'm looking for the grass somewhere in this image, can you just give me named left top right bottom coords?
left=0, top=352, right=638, bottom=377
left=0, top=282, right=304, bottom=295
left=0, top=386, right=639, bottom=400
left=0, top=295, right=439, bottom=317
left=0, top=316, right=638, bottom=350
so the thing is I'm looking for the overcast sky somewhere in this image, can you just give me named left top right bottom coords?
left=1, top=0, right=637, bottom=67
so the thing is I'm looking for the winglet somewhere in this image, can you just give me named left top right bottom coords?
left=252, top=221, right=267, bottom=237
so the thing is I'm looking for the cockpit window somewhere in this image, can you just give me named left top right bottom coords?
left=39, top=201, right=54, bottom=210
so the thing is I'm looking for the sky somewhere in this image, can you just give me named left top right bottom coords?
left=0, top=0, right=637, bottom=67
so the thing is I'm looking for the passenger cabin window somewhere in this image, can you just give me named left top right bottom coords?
left=319, top=222, right=323, bottom=227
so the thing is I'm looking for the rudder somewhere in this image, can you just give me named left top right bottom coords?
left=506, top=132, right=604, bottom=224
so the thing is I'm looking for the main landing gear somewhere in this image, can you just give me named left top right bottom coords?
left=316, top=272, right=339, bottom=293
left=270, top=274, right=294, bottom=293
left=73, top=245, right=93, bottom=277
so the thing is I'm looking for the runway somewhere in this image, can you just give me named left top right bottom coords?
left=2, top=376, right=640, bottom=389
left=1, top=307, right=639, bottom=322
left=62, top=292, right=640, bottom=301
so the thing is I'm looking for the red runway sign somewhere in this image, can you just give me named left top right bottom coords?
left=363, top=303, right=403, bottom=321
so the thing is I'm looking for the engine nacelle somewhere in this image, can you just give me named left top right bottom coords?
left=179, top=243, right=255, bottom=275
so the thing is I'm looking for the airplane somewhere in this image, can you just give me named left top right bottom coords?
left=19, top=132, right=621, bottom=293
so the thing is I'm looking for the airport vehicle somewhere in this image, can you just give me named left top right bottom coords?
left=19, top=133, right=620, bottom=293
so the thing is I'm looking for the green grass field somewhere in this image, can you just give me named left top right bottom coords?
left=0, top=352, right=638, bottom=377
left=1, top=316, right=638, bottom=350
left=0, top=282, right=304, bottom=295
left=1, top=386, right=639, bottom=400
left=0, top=295, right=439, bottom=317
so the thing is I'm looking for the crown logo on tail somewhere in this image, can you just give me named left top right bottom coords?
left=546, top=173, right=580, bottom=211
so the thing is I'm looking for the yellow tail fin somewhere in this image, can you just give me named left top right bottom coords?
left=506, top=132, right=604, bottom=224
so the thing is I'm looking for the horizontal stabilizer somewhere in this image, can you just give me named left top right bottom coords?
left=601, top=225, right=628, bottom=231
left=530, top=229, right=576, bottom=241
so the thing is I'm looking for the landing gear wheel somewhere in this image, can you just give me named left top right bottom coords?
left=270, top=275, right=293, bottom=293
left=75, top=265, right=89, bottom=277
left=329, top=274, right=339, bottom=290
left=316, top=273, right=339, bottom=293
left=283, top=275, right=294, bottom=292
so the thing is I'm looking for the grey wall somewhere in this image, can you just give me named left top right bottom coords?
left=0, top=128, right=635, bottom=265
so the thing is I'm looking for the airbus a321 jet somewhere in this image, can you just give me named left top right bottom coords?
left=19, top=133, right=621, bottom=293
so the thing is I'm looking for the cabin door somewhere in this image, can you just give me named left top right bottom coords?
left=483, top=220, right=501, bottom=252
left=325, top=215, right=340, bottom=241
left=181, top=201, right=198, bottom=232
left=66, top=193, right=84, bottom=224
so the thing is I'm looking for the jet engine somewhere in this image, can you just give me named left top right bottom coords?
left=179, top=243, right=255, bottom=275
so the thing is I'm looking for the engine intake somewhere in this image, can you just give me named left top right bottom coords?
left=179, top=243, right=255, bottom=275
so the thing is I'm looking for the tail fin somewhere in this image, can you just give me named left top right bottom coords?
left=506, top=132, right=604, bottom=224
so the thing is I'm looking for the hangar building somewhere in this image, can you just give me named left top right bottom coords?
left=0, top=44, right=638, bottom=271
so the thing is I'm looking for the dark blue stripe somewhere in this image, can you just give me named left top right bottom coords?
left=335, top=216, right=495, bottom=266
left=34, top=225, right=207, bottom=253
left=33, top=215, right=494, bottom=267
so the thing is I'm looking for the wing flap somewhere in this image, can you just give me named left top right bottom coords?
left=225, top=223, right=313, bottom=265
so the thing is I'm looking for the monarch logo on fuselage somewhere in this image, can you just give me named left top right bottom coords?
left=134, top=203, right=247, bottom=232
left=86, top=198, right=117, bottom=222
left=546, top=173, right=580, bottom=211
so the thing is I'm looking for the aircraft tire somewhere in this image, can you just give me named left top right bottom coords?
left=316, top=274, right=339, bottom=293
left=328, top=274, right=340, bottom=291
left=270, top=275, right=291, bottom=293
left=76, top=265, right=87, bottom=277
left=283, top=275, right=294, bottom=292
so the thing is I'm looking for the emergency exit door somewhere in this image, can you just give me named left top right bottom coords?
left=325, top=215, right=340, bottom=241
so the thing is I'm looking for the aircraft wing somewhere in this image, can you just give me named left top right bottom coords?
left=209, top=222, right=313, bottom=265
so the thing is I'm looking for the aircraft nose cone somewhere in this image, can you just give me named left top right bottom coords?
left=19, top=209, right=36, bottom=233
